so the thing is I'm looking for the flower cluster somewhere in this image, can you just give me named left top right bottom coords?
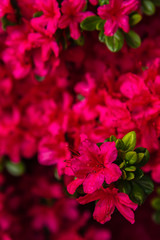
left=67, top=131, right=153, bottom=224
left=0, top=0, right=160, bottom=238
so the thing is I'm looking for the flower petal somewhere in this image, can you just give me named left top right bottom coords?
left=67, top=178, right=84, bottom=194
left=104, top=19, right=118, bottom=36
left=100, top=142, right=118, bottom=165
left=104, top=163, right=121, bottom=184
left=83, top=172, right=104, bottom=193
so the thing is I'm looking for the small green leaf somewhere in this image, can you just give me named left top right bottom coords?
left=129, top=13, right=142, bottom=26
left=134, top=168, right=144, bottom=180
left=99, top=0, right=109, bottom=5
left=135, top=148, right=150, bottom=167
left=125, top=31, right=141, bottom=49
left=80, top=16, right=102, bottom=31
left=127, top=172, right=135, bottom=181
left=122, top=131, right=136, bottom=151
left=96, top=142, right=103, bottom=147
left=119, top=161, right=125, bottom=169
left=5, top=161, right=25, bottom=177
left=142, top=0, right=156, bottom=15
left=125, top=166, right=136, bottom=172
left=35, top=75, right=45, bottom=82
left=99, top=30, right=105, bottom=42
left=117, top=180, right=131, bottom=195
left=109, top=135, right=117, bottom=142
left=74, top=35, right=85, bottom=46
left=105, top=30, right=124, bottom=52
left=151, top=198, right=160, bottom=210
left=33, top=11, right=43, bottom=18
left=96, top=20, right=105, bottom=30
left=104, top=138, right=110, bottom=142
left=77, top=94, right=85, bottom=101
left=125, top=151, right=137, bottom=165
left=116, top=139, right=125, bottom=150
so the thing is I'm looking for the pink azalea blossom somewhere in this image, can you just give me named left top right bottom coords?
left=89, top=0, right=98, bottom=5
left=67, top=140, right=121, bottom=194
left=98, top=0, right=139, bottom=36
left=0, top=0, right=14, bottom=18
left=78, top=187, right=138, bottom=224
left=31, top=0, right=60, bottom=36
left=59, top=0, right=94, bottom=39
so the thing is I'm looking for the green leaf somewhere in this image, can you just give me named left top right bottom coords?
left=109, top=135, right=117, bottom=142
left=97, top=142, right=103, bottom=147
left=135, top=148, right=150, bottom=167
left=33, top=11, right=43, bottom=18
left=35, top=75, right=45, bottom=82
left=134, top=168, right=144, bottom=180
left=96, top=20, right=105, bottom=30
left=122, top=131, right=136, bottom=151
left=153, top=211, right=160, bottom=224
left=136, top=175, right=154, bottom=195
left=1, top=15, right=16, bottom=31
left=115, top=139, right=125, bottom=150
left=99, top=0, right=109, bottom=5
left=5, top=161, right=25, bottom=177
left=99, top=30, right=105, bottom=42
left=151, top=198, right=160, bottom=210
left=125, top=151, right=137, bottom=165
left=142, top=0, right=156, bottom=15
left=131, top=182, right=145, bottom=205
left=129, top=13, right=142, bottom=26
left=77, top=94, right=85, bottom=101
left=105, top=30, right=124, bottom=52
left=80, top=16, right=102, bottom=31
left=125, top=31, right=141, bottom=49
left=125, top=166, right=136, bottom=172
left=74, top=35, right=85, bottom=46
left=117, top=180, right=131, bottom=195
left=104, top=138, right=110, bottom=142
left=127, top=172, right=135, bottom=181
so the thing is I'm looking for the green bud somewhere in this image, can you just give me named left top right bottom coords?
left=80, top=16, right=102, bottom=31
left=142, top=0, right=156, bottom=16
left=127, top=172, right=135, bottom=181
left=122, top=131, right=136, bottom=151
left=125, top=166, right=136, bottom=172
left=125, top=31, right=141, bottom=49
left=125, top=151, right=137, bottom=164
left=5, top=161, right=25, bottom=177
left=105, top=30, right=124, bottom=52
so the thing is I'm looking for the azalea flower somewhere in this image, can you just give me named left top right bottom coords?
left=31, top=0, right=61, bottom=36
left=67, top=140, right=121, bottom=194
left=78, top=187, right=138, bottom=224
left=98, top=0, right=139, bottom=36
left=0, top=0, right=14, bottom=18
left=59, top=0, right=93, bottom=39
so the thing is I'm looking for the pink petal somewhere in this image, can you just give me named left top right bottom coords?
left=118, top=193, right=138, bottom=210
left=71, top=158, right=91, bottom=178
left=116, top=202, right=136, bottom=224
left=104, top=163, right=122, bottom=184
left=83, top=172, right=104, bottom=193
left=104, top=19, right=118, bottom=36
left=69, top=21, right=81, bottom=40
left=93, top=199, right=115, bottom=224
left=100, top=142, right=117, bottom=165
left=97, top=5, right=111, bottom=19
left=67, top=178, right=84, bottom=194
left=77, top=189, right=104, bottom=204
left=79, top=139, right=100, bottom=157
left=118, top=15, right=130, bottom=33
left=59, top=15, right=70, bottom=29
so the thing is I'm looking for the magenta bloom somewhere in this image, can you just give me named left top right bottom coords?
left=59, top=0, right=93, bottom=40
left=31, top=0, right=60, bottom=36
left=68, top=140, right=121, bottom=194
left=0, top=0, right=14, bottom=18
left=89, top=0, right=98, bottom=5
left=98, top=0, right=139, bottom=36
left=78, top=187, right=138, bottom=224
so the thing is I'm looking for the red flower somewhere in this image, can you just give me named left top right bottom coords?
left=78, top=187, right=138, bottom=224
left=31, top=0, right=60, bottom=36
left=67, top=140, right=121, bottom=194
left=59, top=0, right=93, bottom=39
left=98, top=0, right=139, bottom=36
